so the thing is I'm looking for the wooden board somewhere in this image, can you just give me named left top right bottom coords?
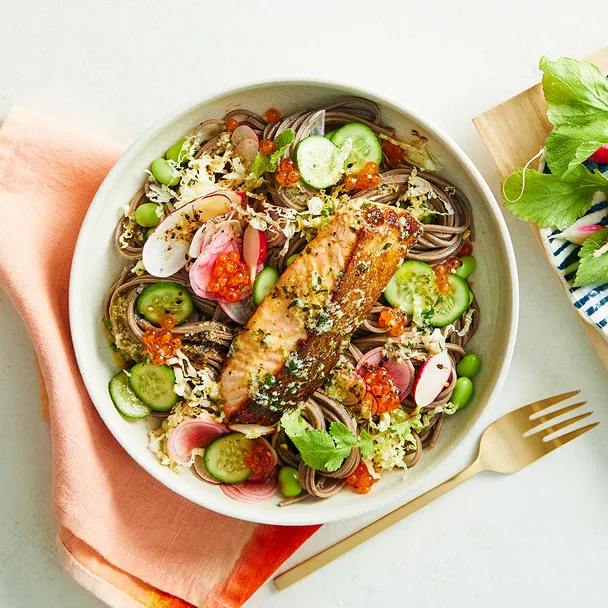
left=473, top=47, right=608, bottom=373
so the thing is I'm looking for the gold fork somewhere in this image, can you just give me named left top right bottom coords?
left=274, top=390, right=598, bottom=590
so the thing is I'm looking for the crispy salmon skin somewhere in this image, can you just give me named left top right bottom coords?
left=220, top=200, right=422, bottom=424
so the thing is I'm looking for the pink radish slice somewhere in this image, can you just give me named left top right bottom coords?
left=243, top=225, right=267, bottom=281
left=142, top=192, right=233, bottom=277
left=247, top=438, right=278, bottom=482
left=231, top=125, right=259, bottom=163
left=412, top=351, right=453, bottom=408
left=189, top=223, right=250, bottom=302
left=355, top=347, right=415, bottom=397
left=167, top=419, right=229, bottom=465
left=218, top=296, right=256, bottom=325
left=189, top=218, right=242, bottom=259
left=220, top=477, right=279, bottom=503
left=192, top=454, right=221, bottom=485
left=228, top=424, right=276, bottom=437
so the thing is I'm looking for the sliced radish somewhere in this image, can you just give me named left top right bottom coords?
left=218, top=296, right=256, bottom=325
left=590, top=144, right=608, bottom=164
left=412, top=351, right=453, bottom=408
left=247, top=438, right=278, bottom=482
left=355, top=347, right=415, bottom=397
left=167, top=419, right=229, bottom=465
left=189, top=222, right=250, bottom=302
left=243, top=224, right=267, bottom=282
left=231, top=125, right=259, bottom=163
left=220, top=477, right=279, bottom=503
left=192, top=454, right=221, bottom=485
left=143, top=192, right=233, bottom=277
left=228, top=423, right=276, bottom=437
left=189, top=218, right=242, bottom=259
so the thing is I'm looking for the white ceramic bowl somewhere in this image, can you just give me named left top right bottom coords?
left=70, top=79, right=518, bottom=525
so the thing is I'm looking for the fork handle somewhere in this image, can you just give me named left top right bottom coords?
left=274, top=458, right=484, bottom=590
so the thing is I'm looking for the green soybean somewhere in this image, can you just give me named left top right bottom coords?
left=421, top=214, right=435, bottom=225
left=151, top=157, right=180, bottom=186
left=286, top=253, right=299, bottom=267
left=166, top=139, right=186, bottom=163
left=456, top=353, right=481, bottom=378
left=134, top=203, right=161, bottom=228
left=455, top=256, right=477, bottom=279
left=278, top=466, right=302, bottom=497
left=452, top=377, right=473, bottom=410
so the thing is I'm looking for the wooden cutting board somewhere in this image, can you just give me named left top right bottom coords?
left=473, top=46, right=608, bottom=373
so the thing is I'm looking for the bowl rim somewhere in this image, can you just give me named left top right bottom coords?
left=69, top=76, right=519, bottom=525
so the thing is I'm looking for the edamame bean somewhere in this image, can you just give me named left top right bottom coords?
left=151, top=157, right=180, bottom=186
left=455, top=256, right=477, bottom=279
left=134, top=203, right=161, bottom=228
left=456, top=353, right=481, bottom=378
left=286, top=253, right=299, bottom=266
left=421, top=214, right=435, bottom=225
left=166, top=139, right=186, bottom=163
left=451, top=377, right=473, bottom=410
left=278, top=466, right=302, bottom=497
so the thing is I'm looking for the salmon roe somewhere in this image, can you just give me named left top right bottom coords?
left=244, top=442, right=273, bottom=475
left=225, top=118, right=239, bottom=132
left=207, top=250, right=250, bottom=303
left=360, top=363, right=402, bottom=415
left=142, top=316, right=182, bottom=365
left=260, top=139, right=277, bottom=155
left=266, top=108, right=281, bottom=123
left=382, top=139, right=405, bottom=168
left=346, top=462, right=376, bottom=494
left=434, top=257, right=460, bottom=294
left=276, top=158, right=300, bottom=186
left=378, top=306, right=410, bottom=336
left=344, top=161, right=381, bottom=191
left=459, top=241, right=473, bottom=256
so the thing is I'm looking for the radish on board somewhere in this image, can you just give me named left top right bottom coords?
left=167, top=418, right=229, bottom=465
left=355, top=346, right=415, bottom=397
left=412, top=351, right=453, bottom=408
left=231, top=125, right=259, bottom=163
left=142, top=191, right=236, bottom=277
left=243, top=224, right=267, bottom=281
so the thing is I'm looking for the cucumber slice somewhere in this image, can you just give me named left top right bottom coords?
left=253, top=266, right=280, bottom=305
left=324, top=129, right=338, bottom=141
left=428, top=275, right=471, bottom=327
left=384, top=260, right=435, bottom=314
left=295, top=136, right=344, bottom=189
left=331, top=123, right=382, bottom=174
left=128, top=362, right=178, bottom=411
left=204, top=433, right=253, bottom=484
left=136, top=282, right=194, bottom=326
left=109, top=371, right=152, bottom=419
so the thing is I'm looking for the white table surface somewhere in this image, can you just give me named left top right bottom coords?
left=2, top=1, right=608, bottom=606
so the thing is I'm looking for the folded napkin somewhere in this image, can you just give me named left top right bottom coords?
left=0, top=106, right=319, bottom=607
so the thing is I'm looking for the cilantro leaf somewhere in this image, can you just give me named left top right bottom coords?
left=503, top=164, right=608, bottom=230
left=540, top=56, right=608, bottom=177
left=292, top=429, right=350, bottom=472
left=329, top=422, right=357, bottom=451
left=245, top=128, right=295, bottom=187
left=358, top=428, right=373, bottom=459
left=575, top=228, right=608, bottom=286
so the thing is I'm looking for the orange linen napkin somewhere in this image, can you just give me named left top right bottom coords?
left=0, top=106, right=319, bottom=608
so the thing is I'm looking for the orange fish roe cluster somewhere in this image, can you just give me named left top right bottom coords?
left=346, top=462, right=376, bottom=494
left=225, top=118, right=239, bottom=132
left=266, top=108, right=281, bottom=123
left=260, top=139, right=278, bottom=155
left=378, top=306, right=410, bottom=336
left=244, top=442, right=273, bottom=475
left=207, top=251, right=250, bottom=303
left=434, top=256, right=460, bottom=294
left=382, top=139, right=405, bottom=168
left=344, top=161, right=381, bottom=191
left=142, top=316, right=182, bottom=366
left=275, top=158, right=301, bottom=186
left=360, top=364, right=401, bottom=415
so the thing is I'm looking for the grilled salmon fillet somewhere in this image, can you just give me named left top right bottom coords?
left=220, top=200, right=422, bottom=424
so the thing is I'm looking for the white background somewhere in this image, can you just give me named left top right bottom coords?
left=1, top=1, right=608, bottom=606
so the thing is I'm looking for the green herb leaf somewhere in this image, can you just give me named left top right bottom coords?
left=329, top=422, right=357, bottom=451
left=503, top=165, right=608, bottom=230
left=292, top=429, right=350, bottom=472
left=245, top=129, right=295, bottom=187
left=575, top=228, right=608, bottom=286
left=280, top=409, right=308, bottom=437
left=358, top=428, right=373, bottom=459
left=540, top=56, right=608, bottom=176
